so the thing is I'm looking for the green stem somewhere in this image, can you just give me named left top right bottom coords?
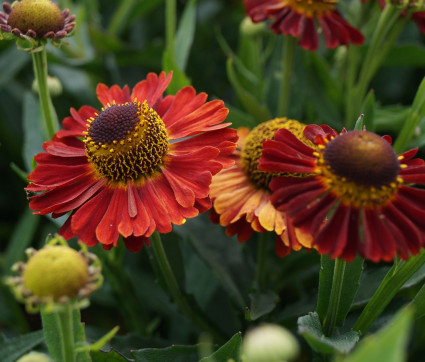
left=277, top=36, right=296, bottom=116
left=256, top=232, right=269, bottom=289
left=165, top=0, right=176, bottom=55
left=31, top=46, right=59, bottom=140
left=322, top=258, right=346, bottom=337
left=354, top=250, right=425, bottom=335
left=150, top=231, right=225, bottom=343
left=56, top=303, right=75, bottom=362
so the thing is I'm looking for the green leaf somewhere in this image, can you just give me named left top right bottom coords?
left=410, top=283, right=425, bottom=320
left=248, top=290, right=279, bottom=321
left=317, top=256, right=364, bottom=328
left=298, top=312, right=359, bottom=355
left=341, top=307, right=413, bottom=362
left=0, top=330, right=44, bottom=362
left=162, top=49, right=191, bottom=95
left=132, top=345, right=199, bottom=362
left=176, top=217, right=250, bottom=309
left=22, top=91, right=43, bottom=173
left=92, top=349, right=130, bottom=362
left=394, top=76, right=425, bottom=153
left=200, top=332, right=242, bottom=362
left=175, top=0, right=197, bottom=71
left=3, top=208, right=39, bottom=273
left=0, top=45, right=30, bottom=89
left=226, top=57, right=271, bottom=123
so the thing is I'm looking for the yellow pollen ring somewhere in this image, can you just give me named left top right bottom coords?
left=84, top=101, right=168, bottom=185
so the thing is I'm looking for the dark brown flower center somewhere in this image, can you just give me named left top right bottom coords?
left=323, top=131, right=400, bottom=188
left=241, top=118, right=313, bottom=189
left=7, top=0, right=65, bottom=37
left=84, top=102, right=168, bottom=184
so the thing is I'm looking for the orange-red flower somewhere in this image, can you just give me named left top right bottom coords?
left=259, top=125, right=425, bottom=262
left=243, top=0, right=364, bottom=51
left=210, top=118, right=314, bottom=257
left=27, top=72, right=237, bottom=252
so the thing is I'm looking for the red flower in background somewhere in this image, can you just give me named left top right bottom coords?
left=244, top=0, right=364, bottom=51
left=259, top=125, right=425, bottom=262
left=27, top=72, right=237, bottom=252
left=362, top=0, right=425, bottom=34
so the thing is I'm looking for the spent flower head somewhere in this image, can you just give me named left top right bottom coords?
left=0, top=0, right=75, bottom=46
left=6, top=234, right=102, bottom=312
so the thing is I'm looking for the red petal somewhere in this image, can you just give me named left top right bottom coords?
left=123, top=235, right=150, bottom=252
left=71, top=188, right=113, bottom=246
left=96, top=84, right=131, bottom=107
left=131, top=72, right=172, bottom=107
left=314, top=204, right=350, bottom=259
left=28, top=175, right=99, bottom=214
left=95, top=188, right=127, bottom=246
left=299, top=17, right=319, bottom=51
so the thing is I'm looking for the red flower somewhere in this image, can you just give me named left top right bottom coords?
left=210, top=119, right=315, bottom=257
left=243, top=0, right=364, bottom=51
left=362, top=0, right=425, bottom=34
left=259, top=125, right=425, bottom=262
left=27, top=72, right=237, bottom=252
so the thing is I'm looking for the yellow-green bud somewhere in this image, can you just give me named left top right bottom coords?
left=7, top=0, right=65, bottom=37
left=241, top=324, right=300, bottom=362
left=32, top=75, right=63, bottom=97
left=240, top=16, right=266, bottom=37
left=17, top=351, right=52, bottom=362
left=23, top=245, right=89, bottom=300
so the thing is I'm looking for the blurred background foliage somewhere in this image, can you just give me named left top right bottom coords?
left=1, top=0, right=425, bottom=361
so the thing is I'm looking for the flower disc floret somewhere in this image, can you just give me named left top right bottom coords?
left=241, top=118, right=313, bottom=189
left=0, top=0, right=75, bottom=39
left=23, top=246, right=89, bottom=300
left=7, top=0, right=64, bottom=36
left=323, top=131, right=400, bottom=188
left=84, top=101, right=168, bottom=184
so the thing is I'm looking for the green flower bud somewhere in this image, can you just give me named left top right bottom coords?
left=23, top=245, right=89, bottom=300
left=241, top=324, right=300, bottom=362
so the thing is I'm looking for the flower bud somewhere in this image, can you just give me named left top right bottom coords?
left=32, top=75, right=63, bottom=97
left=17, top=351, right=52, bottom=362
left=23, top=245, right=89, bottom=300
left=241, top=324, right=300, bottom=362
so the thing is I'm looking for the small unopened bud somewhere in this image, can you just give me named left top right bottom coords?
left=241, top=324, right=300, bottom=362
left=32, top=75, right=63, bottom=97
left=17, top=351, right=52, bottom=362
left=240, top=16, right=266, bottom=37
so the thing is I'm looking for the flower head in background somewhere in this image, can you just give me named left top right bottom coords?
left=243, top=0, right=364, bottom=51
left=210, top=118, right=314, bottom=257
left=362, top=0, right=425, bottom=34
left=0, top=0, right=75, bottom=40
left=27, top=72, right=237, bottom=251
left=259, top=125, right=425, bottom=262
